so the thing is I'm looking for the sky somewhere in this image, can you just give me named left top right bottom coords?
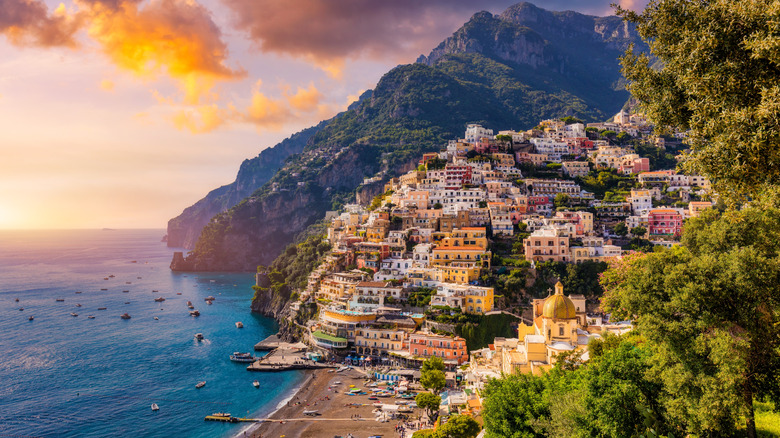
left=0, top=0, right=648, bottom=229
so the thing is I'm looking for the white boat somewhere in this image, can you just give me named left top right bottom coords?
left=195, top=333, right=204, bottom=341
left=196, top=381, right=206, bottom=389
left=253, top=380, right=260, bottom=388
left=151, top=403, right=159, bottom=411
left=303, top=409, right=319, bottom=416
left=70, top=313, right=78, bottom=317
left=229, top=352, right=259, bottom=363
left=87, top=315, right=95, bottom=319
left=154, top=317, right=159, bottom=320
left=235, top=322, right=243, bottom=328
left=189, top=310, right=200, bottom=317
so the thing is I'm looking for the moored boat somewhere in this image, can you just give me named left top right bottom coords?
left=235, top=321, right=243, bottom=328
left=154, top=297, right=165, bottom=302
left=253, top=380, right=260, bottom=388
left=205, top=296, right=215, bottom=301
left=151, top=403, right=159, bottom=411
left=70, top=313, right=78, bottom=317
left=195, top=333, right=204, bottom=341
left=229, top=352, right=259, bottom=363
left=195, top=381, right=206, bottom=389
left=189, top=310, right=200, bottom=317
left=56, top=299, right=65, bottom=302
left=28, top=316, right=34, bottom=321
left=120, top=313, right=131, bottom=319
left=87, top=315, right=95, bottom=319
left=98, top=307, right=107, bottom=310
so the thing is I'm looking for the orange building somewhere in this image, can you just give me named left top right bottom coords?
left=407, top=332, right=468, bottom=365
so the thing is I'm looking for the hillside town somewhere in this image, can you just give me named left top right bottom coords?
left=261, top=111, right=715, bottom=419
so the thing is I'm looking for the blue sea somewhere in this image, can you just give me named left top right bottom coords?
left=0, top=229, right=304, bottom=438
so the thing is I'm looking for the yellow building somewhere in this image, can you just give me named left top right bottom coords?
left=355, top=326, right=406, bottom=357
left=435, top=262, right=482, bottom=284
left=431, top=245, right=491, bottom=268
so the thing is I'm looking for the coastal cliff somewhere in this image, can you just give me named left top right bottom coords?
left=170, top=2, right=646, bottom=273
left=166, top=121, right=329, bottom=249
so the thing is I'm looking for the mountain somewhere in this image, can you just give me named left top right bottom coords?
left=165, top=120, right=329, bottom=249
left=169, top=2, right=644, bottom=272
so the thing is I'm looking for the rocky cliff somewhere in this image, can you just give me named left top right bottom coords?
left=166, top=120, right=329, bottom=249
left=171, top=2, right=646, bottom=273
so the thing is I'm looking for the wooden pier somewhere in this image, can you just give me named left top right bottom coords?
left=247, top=341, right=336, bottom=372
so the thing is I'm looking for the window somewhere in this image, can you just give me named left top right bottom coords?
left=559, top=326, right=564, bottom=336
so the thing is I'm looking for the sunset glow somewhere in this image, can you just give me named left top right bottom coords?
left=0, top=0, right=648, bottom=229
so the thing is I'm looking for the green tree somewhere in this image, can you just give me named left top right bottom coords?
left=554, top=193, right=570, bottom=209
left=420, top=356, right=446, bottom=392
left=618, top=0, right=780, bottom=198
left=630, top=226, right=646, bottom=237
left=433, top=202, right=443, bottom=210
left=435, top=414, right=481, bottom=438
left=482, top=372, right=548, bottom=438
left=613, top=222, right=628, bottom=237
left=415, top=392, right=442, bottom=420
left=615, top=131, right=632, bottom=145
left=601, top=204, right=780, bottom=437
left=561, top=116, right=583, bottom=125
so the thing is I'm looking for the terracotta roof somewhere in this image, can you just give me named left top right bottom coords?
left=357, top=281, right=392, bottom=288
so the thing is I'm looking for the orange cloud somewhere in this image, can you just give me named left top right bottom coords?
left=172, top=104, right=228, bottom=133
left=285, top=83, right=323, bottom=112
left=78, top=0, right=244, bottom=103
left=0, top=0, right=81, bottom=47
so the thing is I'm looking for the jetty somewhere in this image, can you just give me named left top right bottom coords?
left=254, top=334, right=283, bottom=351
left=247, top=342, right=335, bottom=372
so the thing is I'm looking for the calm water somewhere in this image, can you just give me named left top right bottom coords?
left=0, top=229, right=303, bottom=438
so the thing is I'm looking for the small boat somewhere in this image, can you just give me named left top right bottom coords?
left=152, top=290, right=159, bottom=292
left=103, top=277, right=109, bottom=280
left=303, top=410, right=319, bottom=416
left=125, top=282, right=132, bottom=285
left=28, top=316, right=34, bottom=321
left=229, top=352, right=259, bottom=363
left=70, top=313, right=78, bottom=317
left=124, top=302, right=130, bottom=304
left=176, top=293, right=182, bottom=295
left=154, top=317, right=159, bottom=320
left=100, top=288, right=108, bottom=291
left=206, top=300, right=213, bottom=305
left=235, top=322, right=243, bottom=328
left=195, top=381, right=206, bottom=389
left=109, top=275, right=115, bottom=278
left=18, top=308, right=23, bottom=311
left=75, top=304, right=82, bottom=307
left=189, top=310, right=200, bottom=317
left=15, top=298, right=19, bottom=302
left=122, top=290, right=129, bottom=293
left=87, top=315, right=95, bottom=319
left=188, top=305, right=194, bottom=309
left=210, top=412, right=230, bottom=418
left=137, top=277, right=142, bottom=279
left=56, top=299, right=65, bottom=302
left=368, top=396, right=378, bottom=400
left=98, top=307, right=107, bottom=310
left=205, top=296, right=215, bottom=301
left=120, top=313, right=131, bottom=319
left=151, top=403, right=159, bottom=411
left=186, top=301, right=192, bottom=306
left=131, top=260, right=137, bottom=263
left=154, top=297, right=166, bottom=302
left=253, top=380, right=260, bottom=388
left=75, top=291, right=82, bottom=294
left=195, top=333, right=204, bottom=341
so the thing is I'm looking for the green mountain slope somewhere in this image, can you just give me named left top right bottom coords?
left=170, top=2, right=645, bottom=272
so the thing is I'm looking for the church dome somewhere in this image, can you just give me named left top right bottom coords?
left=542, top=282, right=576, bottom=319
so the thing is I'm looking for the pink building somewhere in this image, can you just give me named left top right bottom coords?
left=620, top=157, right=650, bottom=174
left=648, top=209, right=683, bottom=236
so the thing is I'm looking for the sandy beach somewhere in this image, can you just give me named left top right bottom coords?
left=240, top=367, right=423, bottom=438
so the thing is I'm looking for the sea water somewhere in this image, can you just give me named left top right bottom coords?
left=0, top=229, right=303, bottom=437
